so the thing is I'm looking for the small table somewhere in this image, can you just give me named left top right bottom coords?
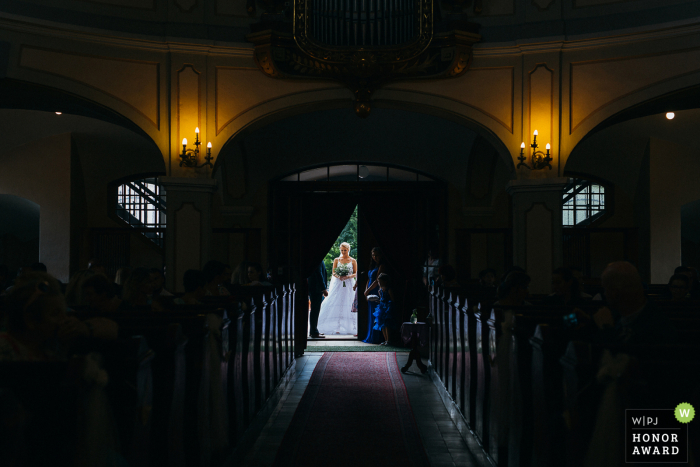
left=400, top=322, right=429, bottom=374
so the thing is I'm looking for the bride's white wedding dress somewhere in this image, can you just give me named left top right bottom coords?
left=317, top=274, right=357, bottom=335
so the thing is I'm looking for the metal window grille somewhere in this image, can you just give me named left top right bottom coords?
left=563, top=178, right=605, bottom=227
left=116, top=177, right=166, bottom=247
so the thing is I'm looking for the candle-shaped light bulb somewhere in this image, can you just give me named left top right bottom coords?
left=534, top=130, right=538, bottom=136
left=182, top=138, right=187, bottom=146
left=207, top=142, right=212, bottom=149
left=521, top=142, right=525, bottom=148
left=546, top=143, right=550, bottom=150
left=195, top=127, right=199, bottom=134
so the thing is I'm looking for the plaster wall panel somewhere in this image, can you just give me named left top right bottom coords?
left=215, top=67, right=341, bottom=135
left=526, top=203, right=553, bottom=294
left=649, top=137, right=700, bottom=283
left=19, top=46, right=160, bottom=128
left=480, top=0, right=516, bottom=15
left=215, top=0, right=248, bottom=16
left=174, top=203, right=201, bottom=293
left=177, top=65, right=201, bottom=154
left=387, top=67, right=515, bottom=133
left=0, top=133, right=72, bottom=282
left=569, top=49, right=700, bottom=134
left=528, top=64, right=554, bottom=162
left=76, top=0, right=156, bottom=8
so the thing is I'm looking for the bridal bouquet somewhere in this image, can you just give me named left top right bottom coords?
left=335, top=263, right=353, bottom=287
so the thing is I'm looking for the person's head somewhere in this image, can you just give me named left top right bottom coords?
left=479, top=268, right=497, bottom=287
left=497, top=271, right=531, bottom=302
left=601, top=261, right=645, bottom=315
left=674, top=266, right=694, bottom=286
left=122, top=267, right=153, bottom=304
left=29, top=262, right=47, bottom=273
left=552, top=267, right=579, bottom=299
left=65, top=269, right=96, bottom=306
left=340, top=242, right=351, bottom=257
left=114, top=267, right=132, bottom=286
left=149, top=268, right=165, bottom=292
left=183, top=269, right=206, bottom=296
left=222, top=265, right=232, bottom=284
left=4, top=273, right=66, bottom=342
left=80, top=273, right=116, bottom=309
left=569, top=266, right=584, bottom=280
left=231, top=261, right=250, bottom=285
left=202, top=260, right=227, bottom=285
left=377, top=273, right=392, bottom=290
left=668, top=273, right=690, bottom=301
left=87, top=258, right=106, bottom=276
left=371, top=247, right=384, bottom=266
left=247, top=262, right=264, bottom=283
left=439, top=264, right=457, bottom=283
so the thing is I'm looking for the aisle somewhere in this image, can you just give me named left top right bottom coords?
left=240, top=352, right=490, bottom=467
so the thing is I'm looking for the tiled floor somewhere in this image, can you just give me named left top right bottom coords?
left=240, top=352, right=491, bottom=467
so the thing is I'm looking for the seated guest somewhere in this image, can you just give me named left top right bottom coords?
left=231, top=261, right=250, bottom=287
left=202, top=260, right=231, bottom=296
left=87, top=258, right=106, bottom=276
left=542, top=267, right=592, bottom=308
left=667, top=273, right=691, bottom=301
left=149, top=268, right=173, bottom=297
left=114, top=266, right=132, bottom=298
left=0, top=273, right=117, bottom=361
left=81, top=274, right=124, bottom=312
left=64, top=269, right=96, bottom=307
left=436, top=264, right=460, bottom=288
left=29, top=262, right=47, bottom=273
left=495, top=271, right=531, bottom=308
left=674, top=266, right=700, bottom=299
left=121, top=267, right=154, bottom=308
left=593, top=261, right=676, bottom=346
left=245, top=262, right=273, bottom=287
left=478, top=268, right=497, bottom=288
left=174, top=270, right=207, bottom=305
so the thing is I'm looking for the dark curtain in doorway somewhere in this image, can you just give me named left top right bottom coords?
left=359, top=191, right=420, bottom=322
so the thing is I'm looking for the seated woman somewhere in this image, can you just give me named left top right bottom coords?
left=81, top=274, right=124, bottom=312
left=202, top=260, right=231, bottom=296
left=667, top=273, right=691, bottom=301
left=121, top=267, right=154, bottom=308
left=542, top=267, right=591, bottom=308
left=174, top=270, right=207, bottom=305
left=0, top=273, right=117, bottom=361
left=244, top=262, right=273, bottom=287
left=436, top=264, right=460, bottom=288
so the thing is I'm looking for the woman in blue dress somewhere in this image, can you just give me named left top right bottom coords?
left=363, top=247, right=387, bottom=344
left=373, top=273, right=395, bottom=345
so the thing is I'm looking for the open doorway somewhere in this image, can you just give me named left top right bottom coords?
left=313, top=205, right=358, bottom=339
left=269, top=163, right=446, bottom=355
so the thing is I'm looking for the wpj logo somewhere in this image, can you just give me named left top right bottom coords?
left=626, top=409, right=689, bottom=463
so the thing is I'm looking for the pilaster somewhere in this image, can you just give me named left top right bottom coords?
left=160, top=176, right=217, bottom=292
left=506, top=177, right=568, bottom=294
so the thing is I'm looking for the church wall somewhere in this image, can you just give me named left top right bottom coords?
left=0, top=133, right=72, bottom=281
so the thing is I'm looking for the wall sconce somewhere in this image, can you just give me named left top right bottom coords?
left=180, top=127, right=213, bottom=168
left=517, top=130, right=552, bottom=170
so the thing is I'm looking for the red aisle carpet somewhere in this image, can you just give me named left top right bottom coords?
left=273, top=352, right=429, bottom=467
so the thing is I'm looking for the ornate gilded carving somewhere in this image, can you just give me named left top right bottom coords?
left=247, top=0, right=480, bottom=116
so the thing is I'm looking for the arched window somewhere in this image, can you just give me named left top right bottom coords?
left=115, top=177, right=166, bottom=247
left=280, top=164, right=436, bottom=182
left=563, top=178, right=606, bottom=226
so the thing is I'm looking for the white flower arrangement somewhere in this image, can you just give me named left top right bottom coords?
left=335, top=263, right=353, bottom=287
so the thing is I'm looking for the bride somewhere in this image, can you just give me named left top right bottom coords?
left=317, top=242, right=358, bottom=335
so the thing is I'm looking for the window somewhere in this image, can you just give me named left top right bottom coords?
left=563, top=178, right=606, bottom=226
left=280, top=164, right=436, bottom=182
left=116, top=177, right=166, bottom=247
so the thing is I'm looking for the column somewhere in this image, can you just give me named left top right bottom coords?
left=160, top=177, right=217, bottom=293
left=506, top=177, right=568, bottom=295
